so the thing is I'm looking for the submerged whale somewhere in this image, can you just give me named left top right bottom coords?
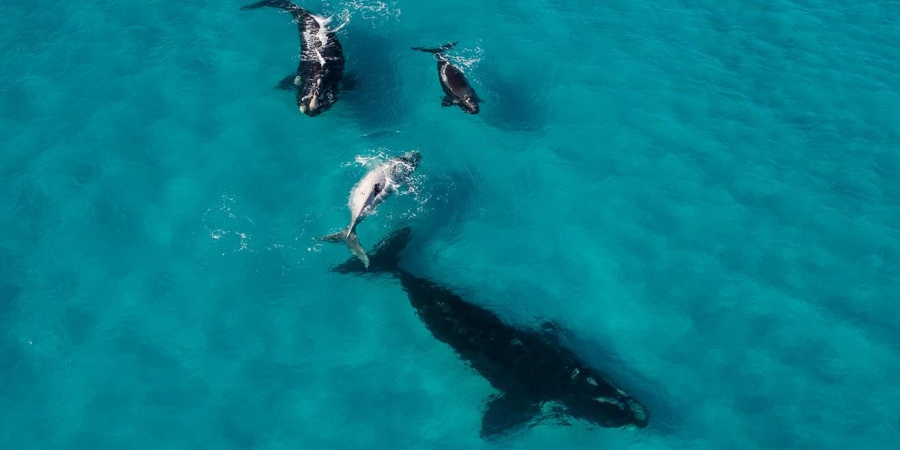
left=241, top=0, right=345, bottom=116
left=320, top=151, right=422, bottom=268
left=412, top=42, right=481, bottom=114
left=333, top=228, right=650, bottom=438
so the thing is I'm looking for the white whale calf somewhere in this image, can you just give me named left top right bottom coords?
left=320, top=151, right=422, bottom=268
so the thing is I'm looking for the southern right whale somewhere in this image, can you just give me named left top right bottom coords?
left=333, top=228, right=650, bottom=438
left=241, top=0, right=345, bottom=116
left=412, top=42, right=481, bottom=114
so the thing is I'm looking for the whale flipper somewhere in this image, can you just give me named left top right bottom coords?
left=276, top=74, right=299, bottom=90
left=480, top=393, right=542, bottom=439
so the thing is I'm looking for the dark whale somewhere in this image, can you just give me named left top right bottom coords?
left=241, top=0, right=345, bottom=116
left=412, top=42, right=481, bottom=114
left=333, top=228, right=650, bottom=438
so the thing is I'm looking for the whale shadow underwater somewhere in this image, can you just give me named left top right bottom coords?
left=332, top=227, right=650, bottom=438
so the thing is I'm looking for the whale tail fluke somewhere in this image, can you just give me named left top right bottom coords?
left=411, top=42, right=458, bottom=55
left=321, top=227, right=369, bottom=269
left=330, top=227, right=411, bottom=275
left=240, top=0, right=307, bottom=16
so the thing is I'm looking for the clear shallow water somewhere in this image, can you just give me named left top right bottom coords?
left=1, top=0, right=898, bottom=448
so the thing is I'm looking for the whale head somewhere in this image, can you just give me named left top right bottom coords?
left=459, top=95, right=480, bottom=114
left=387, top=150, right=422, bottom=182
left=298, top=78, right=336, bottom=117
left=559, top=373, right=650, bottom=429
left=298, top=93, right=323, bottom=116
left=397, top=150, right=422, bottom=168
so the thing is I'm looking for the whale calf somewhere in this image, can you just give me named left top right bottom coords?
left=241, top=0, right=345, bottom=116
left=412, top=42, right=481, bottom=114
left=333, top=228, right=650, bottom=438
left=321, top=152, right=421, bottom=268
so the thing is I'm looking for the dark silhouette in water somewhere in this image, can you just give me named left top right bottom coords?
left=412, top=42, right=481, bottom=114
left=241, top=0, right=345, bottom=116
left=333, top=228, right=650, bottom=438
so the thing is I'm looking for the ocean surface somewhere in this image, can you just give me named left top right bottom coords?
left=1, top=0, right=899, bottom=448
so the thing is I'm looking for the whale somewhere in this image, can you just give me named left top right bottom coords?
left=241, top=0, right=345, bottom=116
left=320, top=151, right=422, bottom=268
left=412, top=42, right=481, bottom=114
left=333, top=227, right=650, bottom=438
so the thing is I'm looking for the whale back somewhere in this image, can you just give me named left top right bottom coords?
left=438, top=60, right=480, bottom=114
left=347, top=166, right=388, bottom=228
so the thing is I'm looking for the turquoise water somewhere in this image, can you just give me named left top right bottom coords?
left=2, top=0, right=899, bottom=448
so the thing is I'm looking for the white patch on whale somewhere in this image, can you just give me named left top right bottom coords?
left=311, top=14, right=331, bottom=46
left=594, top=397, right=626, bottom=410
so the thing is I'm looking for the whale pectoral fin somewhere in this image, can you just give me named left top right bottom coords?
left=441, top=95, right=455, bottom=107
left=480, top=393, right=542, bottom=439
left=276, top=74, right=300, bottom=91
